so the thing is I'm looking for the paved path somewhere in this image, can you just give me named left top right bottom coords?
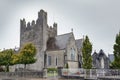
left=0, top=78, right=79, bottom=80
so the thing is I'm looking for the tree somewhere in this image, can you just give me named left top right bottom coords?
left=19, top=43, right=37, bottom=69
left=82, top=36, right=92, bottom=69
left=0, top=49, right=14, bottom=72
left=11, top=54, right=20, bottom=65
left=64, top=63, right=69, bottom=68
left=112, top=32, right=120, bottom=69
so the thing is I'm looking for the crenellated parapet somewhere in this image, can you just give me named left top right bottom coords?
left=36, top=9, right=47, bottom=25
left=53, top=22, right=57, bottom=36
left=47, top=22, right=57, bottom=37
left=20, top=9, right=48, bottom=33
left=20, top=18, right=26, bottom=33
left=20, top=9, right=58, bottom=49
left=20, top=19, right=36, bottom=33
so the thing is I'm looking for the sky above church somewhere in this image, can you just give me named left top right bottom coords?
left=0, top=0, right=119, bottom=54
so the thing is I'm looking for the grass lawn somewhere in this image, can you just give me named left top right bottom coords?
left=47, top=72, right=58, bottom=77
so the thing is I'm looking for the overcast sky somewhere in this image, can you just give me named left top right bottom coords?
left=0, top=0, right=119, bottom=54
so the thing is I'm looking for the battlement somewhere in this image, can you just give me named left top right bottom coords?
left=20, top=10, right=49, bottom=32
left=20, top=10, right=57, bottom=36
left=48, top=23, right=57, bottom=31
left=38, top=9, right=47, bottom=19
left=20, top=9, right=58, bottom=47
left=47, top=22, right=57, bottom=37
left=20, top=19, right=35, bottom=32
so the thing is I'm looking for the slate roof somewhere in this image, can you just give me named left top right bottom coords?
left=92, top=50, right=107, bottom=59
left=98, top=49, right=105, bottom=56
left=47, top=32, right=83, bottom=50
left=92, top=51, right=98, bottom=57
left=75, top=39, right=83, bottom=49
left=55, top=32, right=72, bottom=49
left=108, top=54, right=114, bottom=62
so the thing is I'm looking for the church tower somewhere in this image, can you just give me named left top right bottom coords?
left=20, top=10, right=57, bottom=70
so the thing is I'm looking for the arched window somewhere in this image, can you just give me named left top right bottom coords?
left=71, top=48, right=75, bottom=60
left=56, top=57, right=57, bottom=66
left=101, top=58, right=104, bottom=68
left=48, top=56, right=51, bottom=66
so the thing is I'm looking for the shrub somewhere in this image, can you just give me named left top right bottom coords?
left=47, top=68, right=58, bottom=72
left=65, top=63, right=69, bottom=68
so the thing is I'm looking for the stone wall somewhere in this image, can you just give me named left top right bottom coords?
left=68, top=62, right=78, bottom=68
left=0, top=71, right=43, bottom=78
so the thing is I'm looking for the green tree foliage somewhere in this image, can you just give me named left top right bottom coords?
left=0, top=49, right=14, bottom=72
left=64, top=63, right=69, bottom=68
left=11, top=54, right=20, bottom=65
left=112, top=32, right=120, bottom=69
left=19, top=43, right=37, bottom=69
left=82, top=36, right=92, bottom=69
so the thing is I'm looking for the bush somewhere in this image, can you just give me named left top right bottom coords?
left=65, top=63, right=69, bottom=68
left=47, top=68, right=58, bottom=72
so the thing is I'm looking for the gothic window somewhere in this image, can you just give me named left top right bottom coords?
left=71, top=48, right=75, bottom=60
left=101, top=58, right=104, bottom=68
left=48, top=56, right=51, bottom=66
left=56, top=57, right=57, bottom=66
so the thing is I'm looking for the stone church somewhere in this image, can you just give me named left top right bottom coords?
left=92, top=49, right=109, bottom=69
left=19, top=9, right=83, bottom=71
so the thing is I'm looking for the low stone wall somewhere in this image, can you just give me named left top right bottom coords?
left=0, top=71, right=43, bottom=78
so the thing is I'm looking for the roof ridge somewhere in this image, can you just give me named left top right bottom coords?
left=57, top=32, right=72, bottom=37
left=75, top=39, right=83, bottom=41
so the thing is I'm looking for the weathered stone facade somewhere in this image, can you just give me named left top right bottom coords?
left=92, top=49, right=109, bottom=69
left=19, top=9, right=83, bottom=71
left=46, top=33, right=83, bottom=68
left=46, top=50, right=65, bottom=68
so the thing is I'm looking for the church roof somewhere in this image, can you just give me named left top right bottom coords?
left=92, top=49, right=108, bottom=61
left=47, top=32, right=83, bottom=50
left=108, top=54, right=114, bottom=62
left=75, top=39, right=83, bottom=49
left=98, top=49, right=107, bottom=57
left=92, top=51, right=98, bottom=57
left=92, top=51, right=99, bottom=60
left=55, top=32, right=72, bottom=49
